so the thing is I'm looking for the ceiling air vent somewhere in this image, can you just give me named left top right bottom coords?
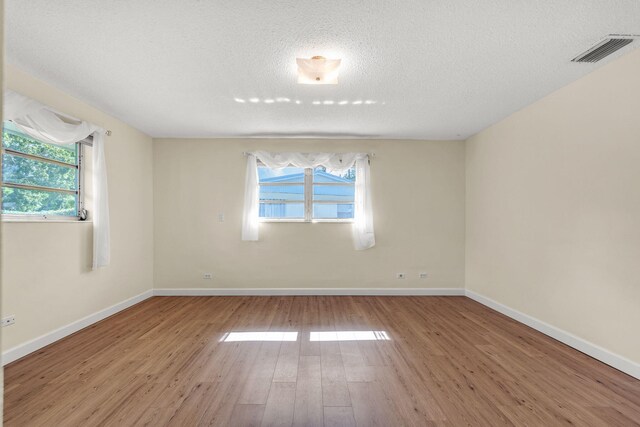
left=572, top=36, right=636, bottom=63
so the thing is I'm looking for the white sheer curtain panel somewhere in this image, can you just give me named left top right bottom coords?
left=352, top=156, right=375, bottom=250
left=3, top=90, right=111, bottom=269
left=241, top=154, right=259, bottom=241
left=241, top=151, right=375, bottom=249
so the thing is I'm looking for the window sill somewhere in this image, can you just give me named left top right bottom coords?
left=1, top=217, right=91, bottom=223
left=259, top=219, right=354, bottom=223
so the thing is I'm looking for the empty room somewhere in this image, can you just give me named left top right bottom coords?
left=1, top=1, right=639, bottom=426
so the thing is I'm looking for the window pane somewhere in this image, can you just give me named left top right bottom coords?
left=2, top=186, right=77, bottom=216
left=313, top=203, right=354, bottom=219
left=314, top=166, right=356, bottom=183
left=2, top=153, right=77, bottom=190
left=3, top=122, right=77, bottom=165
left=313, top=184, right=354, bottom=202
left=258, top=166, right=305, bottom=183
left=259, top=202, right=304, bottom=219
left=260, top=185, right=304, bottom=202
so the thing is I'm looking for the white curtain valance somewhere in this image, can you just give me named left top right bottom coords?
left=242, top=151, right=375, bottom=250
left=3, top=90, right=111, bottom=269
left=251, top=151, right=367, bottom=175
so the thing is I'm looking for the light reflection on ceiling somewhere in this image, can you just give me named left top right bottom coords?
left=233, top=98, right=382, bottom=106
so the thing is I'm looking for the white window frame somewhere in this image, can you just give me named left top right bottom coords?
left=1, top=124, right=90, bottom=222
left=258, top=164, right=355, bottom=223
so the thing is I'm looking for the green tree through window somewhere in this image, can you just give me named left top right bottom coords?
left=2, top=122, right=79, bottom=217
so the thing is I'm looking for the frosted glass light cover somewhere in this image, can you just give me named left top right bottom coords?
left=296, top=57, right=341, bottom=84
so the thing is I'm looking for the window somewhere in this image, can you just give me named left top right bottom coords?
left=1, top=121, right=85, bottom=220
left=258, top=164, right=355, bottom=221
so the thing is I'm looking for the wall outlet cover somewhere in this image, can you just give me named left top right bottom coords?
left=2, top=315, right=16, bottom=327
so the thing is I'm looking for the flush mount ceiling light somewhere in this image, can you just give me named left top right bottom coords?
left=296, top=56, right=341, bottom=84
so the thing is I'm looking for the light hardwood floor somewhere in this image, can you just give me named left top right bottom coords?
left=4, top=296, right=640, bottom=426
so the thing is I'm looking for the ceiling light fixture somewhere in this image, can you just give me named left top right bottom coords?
left=296, top=56, right=341, bottom=84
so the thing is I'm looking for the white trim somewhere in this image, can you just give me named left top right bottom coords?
left=2, top=289, right=153, bottom=366
left=259, top=218, right=354, bottom=223
left=153, top=288, right=465, bottom=296
left=465, top=289, right=640, bottom=380
left=2, top=218, right=91, bottom=223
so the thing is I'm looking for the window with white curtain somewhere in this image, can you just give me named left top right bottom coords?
left=242, top=151, right=375, bottom=250
left=4, top=89, right=111, bottom=268
left=258, top=164, right=356, bottom=222
left=1, top=121, right=87, bottom=220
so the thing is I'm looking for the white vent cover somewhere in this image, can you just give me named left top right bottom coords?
left=572, top=35, right=638, bottom=63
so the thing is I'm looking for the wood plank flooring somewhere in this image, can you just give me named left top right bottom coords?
left=4, top=296, right=640, bottom=426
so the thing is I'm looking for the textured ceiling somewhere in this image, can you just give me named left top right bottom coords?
left=5, top=0, right=640, bottom=139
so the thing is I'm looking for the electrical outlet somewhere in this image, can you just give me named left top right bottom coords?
left=419, top=272, right=428, bottom=279
left=218, top=212, right=225, bottom=222
left=203, top=273, right=213, bottom=279
left=396, top=273, right=406, bottom=279
left=2, top=315, right=15, bottom=327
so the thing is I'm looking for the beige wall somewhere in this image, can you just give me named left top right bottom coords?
left=466, top=48, right=640, bottom=364
left=1, top=64, right=154, bottom=351
left=154, top=139, right=465, bottom=290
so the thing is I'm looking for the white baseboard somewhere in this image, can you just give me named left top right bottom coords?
left=465, top=289, right=640, bottom=380
left=2, top=289, right=154, bottom=366
left=153, top=287, right=466, bottom=296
